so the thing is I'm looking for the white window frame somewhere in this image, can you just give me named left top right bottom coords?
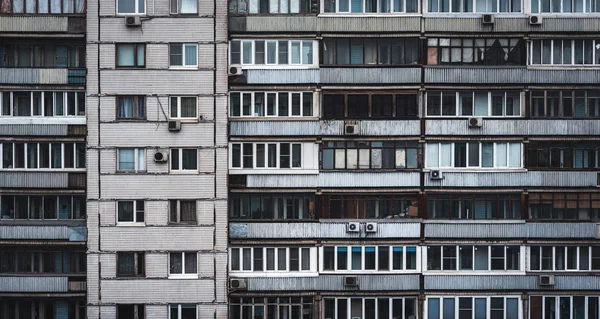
left=229, top=247, right=316, bottom=274
left=426, top=0, right=521, bottom=12
left=0, top=142, right=85, bottom=171
left=116, top=0, right=145, bottom=14
left=229, top=91, right=314, bottom=118
left=229, top=39, right=317, bottom=68
left=529, top=39, right=599, bottom=66
left=230, top=142, right=303, bottom=169
left=425, top=142, right=522, bottom=169
left=425, top=296, right=522, bottom=319
left=170, top=0, right=198, bottom=14
left=168, top=252, right=198, bottom=279
left=117, top=148, right=146, bottom=172
left=169, top=43, right=198, bottom=68
left=0, top=91, right=85, bottom=117
left=530, top=0, right=600, bottom=13
left=323, top=297, right=419, bottom=319
left=169, top=148, right=198, bottom=172
left=168, top=304, right=197, bottom=319
left=116, top=200, right=145, bottom=225
left=531, top=296, right=600, bottom=319
left=425, top=91, right=522, bottom=117
left=329, top=0, right=419, bottom=13
left=169, top=96, right=198, bottom=119
left=425, top=245, right=524, bottom=272
left=528, top=245, right=599, bottom=271
left=320, top=245, right=419, bottom=273
left=169, top=199, right=197, bottom=224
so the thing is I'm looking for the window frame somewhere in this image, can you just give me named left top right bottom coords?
left=0, top=142, right=86, bottom=170
left=528, top=245, right=599, bottom=271
left=229, top=39, right=317, bottom=67
left=321, top=37, right=421, bottom=66
left=230, top=142, right=303, bottom=169
left=529, top=39, right=599, bottom=66
left=115, top=43, right=146, bottom=68
left=170, top=0, right=198, bottom=14
left=229, top=247, right=315, bottom=273
left=528, top=192, right=600, bottom=220
left=320, top=245, right=419, bottom=273
left=117, top=148, right=146, bottom=173
left=168, top=252, right=198, bottom=279
left=228, top=193, right=316, bottom=220
left=169, top=96, right=198, bottom=120
left=529, top=296, right=600, bottom=319
left=0, top=91, right=85, bottom=117
left=5, top=0, right=87, bottom=13
left=425, top=90, right=522, bottom=117
left=168, top=199, right=197, bottom=224
left=427, top=38, right=525, bottom=66
left=170, top=148, right=198, bottom=172
left=426, top=296, right=521, bottom=319
left=168, top=304, right=197, bottom=319
left=322, top=296, right=419, bottom=319
left=0, top=194, right=86, bottom=220
left=425, top=142, right=522, bottom=169
left=116, top=0, right=146, bottom=14
left=427, top=193, right=521, bottom=220
left=116, top=200, right=145, bottom=224
left=426, top=245, right=523, bottom=272
left=116, top=95, right=146, bottom=120
left=426, top=0, right=521, bottom=12
left=322, top=91, right=419, bottom=119
left=229, top=91, right=314, bottom=118
left=321, top=140, right=420, bottom=170
left=116, top=252, right=145, bottom=277
left=116, top=304, right=145, bottom=319
left=169, top=43, right=198, bottom=68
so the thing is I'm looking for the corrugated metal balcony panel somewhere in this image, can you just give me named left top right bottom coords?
left=0, top=124, right=69, bottom=136
left=423, top=17, right=600, bottom=33
left=425, top=119, right=600, bottom=136
left=424, top=222, right=526, bottom=239
left=230, top=120, right=420, bottom=136
left=0, top=276, right=69, bottom=292
left=245, top=275, right=420, bottom=291
left=0, top=172, right=70, bottom=188
left=424, top=67, right=528, bottom=84
left=320, top=68, right=421, bottom=84
left=230, top=222, right=421, bottom=239
left=424, top=171, right=598, bottom=187
left=245, top=69, right=320, bottom=84
left=246, top=172, right=421, bottom=188
left=243, top=16, right=318, bottom=32
left=318, top=16, right=421, bottom=32
left=534, top=17, right=600, bottom=32
left=0, top=16, right=69, bottom=33
left=0, top=226, right=72, bottom=240
left=554, top=276, right=600, bottom=290
left=528, top=68, right=600, bottom=84
left=527, top=223, right=598, bottom=239
left=424, top=275, right=537, bottom=290
left=0, top=68, right=68, bottom=85
left=68, top=226, right=87, bottom=241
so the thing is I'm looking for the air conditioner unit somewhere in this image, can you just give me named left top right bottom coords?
left=344, top=275, right=358, bottom=287
left=345, top=124, right=359, bottom=135
left=125, top=16, right=141, bottom=27
left=168, top=120, right=181, bottom=132
left=365, top=222, right=378, bottom=233
left=430, top=170, right=443, bottom=180
left=228, top=65, right=243, bottom=76
left=482, top=14, right=494, bottom=24
left=539, top=275, right=555, bottom=286
left=229, top=278, right=247, bottom=290
left=529, top=15, right=542, bottom=25
left=346, top=222, right=360, bottom=233
left=468, top=117, right=483, bottom=128
left=153, top=150, right=168, bottom=163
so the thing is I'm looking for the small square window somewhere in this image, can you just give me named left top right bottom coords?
left=169, top=200, right=197, bottom=224
left=170, top=148, right=197, bottom=171
left=117, top=200, right=144, bottom=223
left=117, top=148, right=146, bottom=172
left=116, top=44, right=145, bottom=68
left=169, top=252, right=198, bottom=278
left=117, top=252, right=145, bottom=277
left=117, top=96, right=145, bottom=120
left=169, top=44, right=198, bottom=67
left=170, top=96, right=197, bottom=119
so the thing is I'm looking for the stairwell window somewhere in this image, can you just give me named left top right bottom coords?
left=169, top=44, right=198, bottom=68
left=426, top=142, right=522, bottom=169
left=169, top=304, right=197, bottom=319
left=169, top=200, right=197, bottom=224
left=116, top=96, right=145, bottom=120
left=530, top=39, right=600, bottom=65
left=116, top=44, right=145, bottom=68
left=170, top=0, right=197, bottom=13
left=170, top=96, right=197, bottom=119
left=117, top=148, right=146, bottom=172
left=117, top=200, right=145, bottom=224
left=117, top=0, right=145, bottom=14
left=170, top=148, right=198, bottom=171
left=169, top=252, right=198, bottom=278
left=117, top=252, right=145, bottom=277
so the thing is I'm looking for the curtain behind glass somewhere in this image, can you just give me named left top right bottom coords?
left=119, top=97, right=134, bottom=118
left=185, top=45, right=197, bottom=66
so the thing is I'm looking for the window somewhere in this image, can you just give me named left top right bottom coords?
left=230, top=297, right=314, bottom=319
left=426, top=142, right=522, bottom=169
left=427, top=245, right=521, bottom=271
left=230, top=142, right=303, bottom=169
left=323, top=92, right=418, bottom=119
left=322, top=38, right=420, bottom=65
left=530, top=296, right=600, bottom=319
left=0, top=249, right=86, bottom=274
left=169, top=44, right=198, bottom=67
left=322, top=245, right=417, bottom=272
left=230, top=247, right=313, bottom=272
left=427, top=38, right=525, bottom=66
left=229, top=193, right=315, bottom=220
left=0, top=43, right=84, bottom=68
left=321, top=141, right=419, bottom=170
left=1, top=0, right=85, bottom=13
left=117, top=304, right=145, bottom=319
left=169, top=252, right=197, bottom=278
left=530, top=39, right=600, bottom=65
left=169, top=304, right=197, bottom=319
left=321, top=194, right=418, bottom=219
left=117, top=200, right=144, bottom=223
left=0, top=91, right=85, bottom=117
left=171, top=0, right=197, bottom=13
left=170, top=148, right=198, bottom=171
left=117, top=96, right=145, bottom=120
left=323, top=0, right=418, bottom=12
left=230, top=39, right=315, bottom=66
left=1, top=142, right=85, bottom=170
left=527, top=142, right=600, bottom=169
left=117, top=0, right=145, bottom=13
left=0, top=195, right=86, bottom=220
left=116, top=44, right=145, bottom=68
left=323, top=297, right=417, bottom=319
left=170, top=96, right=197, bottom=119
left=529, top=246, right=599, bottom=271
left=229, top=0, right=313, bottom=13
left=427, top=296, right=520, bottom=319
left=428, top=194, right=521, bottom=219
left=531, top=0, right=600, bottom=12
left=531, top=90, right=600, bottom=118
left=0, top=300, right=86, bottom=319
left=529, top=193, right=600, bottom=220
left=229, top=91, right=313, bottom=117
left=169, top=200, right=197, bottom=224
left=117, top=148, right=146, bottom=172
left=426, top=91, right=521, bottom=117
left=427, top=0, right=521, bottom=12
left=116, top=252, right=145, bottom=277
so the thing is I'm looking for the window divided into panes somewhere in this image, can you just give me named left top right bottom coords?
left=529, top=245, right=600, bottom=271
left=428, top=0, right=521, bottom=12
left=323, top=0, right=418, bottom=12
left=527, top=142, right=600, bottom=169
left=230, top=39, right=316, bottom=66
left=230, top=142, right=303, bottom=169
left=0, top=42, right=85, bottom=68
left=528, top=193, right=600, bottom=220
left=229, top=193, right=315, bottom=220
left=0, top=299, right=86, bottom=319
left=427, top=38, right=525, bottom=66
left=426, top=142, right=522, bottom=169
left=426, top=91, right=521, bottom=117
left=323, top=92, right=418, bottom=119
left=322, top=38, right=420, bottom=65
left=0, top=0, right=85, bottom=13
left=530, top=296, right=600, bottom=319
left=531, top=90, right=600, bottom=118
left=531, top=0, right=600, bottom=13
left=530, top=39, right=600, bottom=65
left=428, top=193, right=521, bottom=219
left=0, top=92, right=85, bottom=117
left=230, top=91, right=313, bottom=117
left=320, top=194, right=418, bottom=219
left=323, top=297, right=418, bottom=319
left=322, top=245, right=417, bottom=271
left=229, top=297, right=314, bottom=319
left=321, top=141, right=419, bottom=170
left=229, top=0, right=314, bottom=13
left=0, top=248, right=87, bottom=274
left=0, top=142, right=85, bottom=170
left=230, top=247, right=314, bottom=272
left=0, top=195, right=86, bottom=220
left=426, top=245, right=521, bottom=271
left=427, top=296, right=520, bottom=319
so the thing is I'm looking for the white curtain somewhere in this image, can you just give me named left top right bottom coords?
left=426, top=143, right=439, bottom=168
left=184, top=44, right=197, bottom=66
left=440, top=143, right=452, bottom=167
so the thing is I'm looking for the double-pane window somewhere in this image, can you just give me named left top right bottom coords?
left=169, top=44, right=198, bottom=67
left=322, top=245, right=417, bottom=271
left=1, top=142, right=85, bottom=170
left=0, top=91, right=85, bottom=117
left=427, top=245, right=521, bottom=271
left=322, top=141, right=418, bottom=170
left=116, top=44, right=145, bottom=67
left=230, top=247, right=313, bottom=272
left=428, top=194, right=521, bottom=219
left=169, top=252, right=197, bottom=278
left=117, top=200, right=145, bottom=223
left=530, top=39, right=600, bottom=65
left=170, top=96, right=197, bottom=119
left=169, top=304, right=196, bottom=319
left=230, top=40, right=315, bottom=66
left=170, top=148, right=198, bottom=171
left=117, top=96, right=145, bottom=120
left=530, top=246, right=600, bottom=271
left=170, top=0, right=197, bottom=13
left=229, top=193, right=315, bottom=220
left=117, top=148, right=146, bottom=172
left=169, top=200, right=197, bottom=224
left=231, top=142, right=302, bottom=169
left=426, top=91, right=521, bottom=117
left=323, top=297, right=418, bottom=319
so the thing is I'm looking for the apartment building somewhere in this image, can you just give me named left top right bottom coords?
left=86, top=0, right=228, bottom=316
left=227, top=1, right=600, bottom=318
left=0, top=3, right=88, bottom=318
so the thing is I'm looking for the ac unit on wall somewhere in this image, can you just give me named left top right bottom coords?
left=430, top=170, right=443, bottom=180
left=344, top=275, right=358, bottom=287
left=539, top=275, right=555, bottom=286
left=154, top=150, right=168, bottom=163
left=346, top=222, right=360, bottom=233
left=365, top=222, right=378, bottom=233
left=468, top=117, right=483, bottom=128
left=482, top=14, right=494, bottom=24
left=228, top=65, right=243, bottom=76
left=529, top=15, right=543, bottom=25
left=229, top=278, right=247, bottom=290
left=345, top=124, right=359, bottom=135
left=125, top=16, right=141, bottom=27
left=168, top=120, right=181, bottom=132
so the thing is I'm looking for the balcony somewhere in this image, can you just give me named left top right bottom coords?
left=230, top=120, right=420, bottom=137
left=424, top=66, right=600, bottom=84
left=424, top=275, right=600, bottom=291
left=243, top=67, right=421, bottom=85
left=424, top=171, right=598, bottom=187
left=245, top=171, right=421, bottom=188
left=238, top=275, right=420, bottom=292
left=0, top=68, right=86, bottom=85
left=425, top=119, right=600, bottom=136
left=0, top=172, right=86, bottom=188
left=0, top=225, right=86, bottom=241
left=423, top=16, right=600, bottom=33
left=0, top=275, right=85, bottom=293
left=423, top=221, right=598, bottom=239
left=0, top=16, right=86, bottom=34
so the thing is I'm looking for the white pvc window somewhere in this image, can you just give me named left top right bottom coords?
left=323, top=297, right=418, bottom=319
left=531, top=0, right=600, bottom=12
left=230, top=142, right=302, bottom=169
left=426, top=245, right=521, bottom=271
left=229, top=39, right=315, bottom=66
left=426, top=296, right=521, bottom=319
left=169, top=44, right=198, bottom=67
left=170, top=96, right=197, bottom=119
left=229, top=247, right=314, bottom=272
left=529, top=245, right=600, bottom=271
left=426, top=91, right=521, bottom=117
left=117, top=0, right=145, bottom=14
left=530, top=39, right=600, bottom=65
left=426, top=142, right=522, bottom=169
left=117, top=148, right=146, bottom=172
left=117, top=200, right=145, bottom=224
left=0, top=92, right=85, bottom=117
left=530, top=296, right=600, bottom=319
left=168, top=304, right=197, bottom=319
left=1, top=142, right=85, bottom=170
left=170, top=148, right=198, bottom=171
left=168, top=252, right=198, bottom=278
left=427, top=0, right=521, bottom=12
left=229, top=91, right=314, bottom=117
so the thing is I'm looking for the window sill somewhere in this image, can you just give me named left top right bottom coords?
left=116, top=222, right=146, bottom=226
left=167, top=222, right=198, bottom=226
left=115, top=13, right=147, bottom=16
left=169, top=118, right=199, bottom=123
left=423, top=271, right=526, bottom=275
left=168, top=66, right=199, bottom=70
left=168, top=274, right=199, bottom=279
left=169, top=170, right=200, bottom=174
left=115, top=171, right=147, bottom=174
